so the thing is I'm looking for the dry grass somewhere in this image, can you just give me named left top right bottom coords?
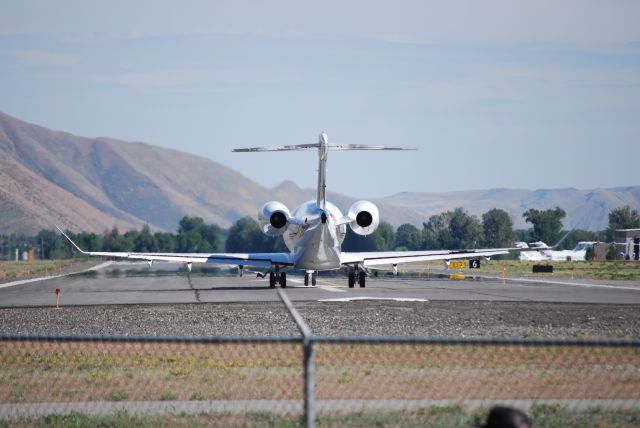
left=395, top=260, right=640, bottom=281
left=1, top=341, right=639, bottom=404
left=0, top=260, right=76, bottom=281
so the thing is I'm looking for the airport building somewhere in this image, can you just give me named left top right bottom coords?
left=614, top=228, right=640, bottom=260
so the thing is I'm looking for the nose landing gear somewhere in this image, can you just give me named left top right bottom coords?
left=304, top=271, right=317, bottom=286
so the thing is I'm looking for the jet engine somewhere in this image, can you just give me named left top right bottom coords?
left=258, top=201, right=291, bottom=236
left=347, top=200, right=380, bottom=236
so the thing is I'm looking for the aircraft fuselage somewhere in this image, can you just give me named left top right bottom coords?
left=285, top=200, right=346, bottom=270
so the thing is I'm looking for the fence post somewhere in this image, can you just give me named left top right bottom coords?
left=278, top=288, right=315, bottom=428
left=303, top=335, right=315, bottom=428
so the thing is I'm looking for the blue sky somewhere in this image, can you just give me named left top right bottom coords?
left=1, top=1, right=639, bottom=198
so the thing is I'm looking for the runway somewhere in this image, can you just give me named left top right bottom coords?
left=1, top=262, right=640, bottom=308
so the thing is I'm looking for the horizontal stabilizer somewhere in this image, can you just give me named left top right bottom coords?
left=233, top=144, right=321, bottom=152
left=233, top=143, right=416, bottom=152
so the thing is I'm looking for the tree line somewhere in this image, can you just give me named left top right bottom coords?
left=1, top=205, right=638, bottom=260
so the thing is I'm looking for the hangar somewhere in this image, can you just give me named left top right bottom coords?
left=615, top=228, right=640, bottom=260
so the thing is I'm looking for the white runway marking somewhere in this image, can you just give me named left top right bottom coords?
left=319, top=297, right=428, bottom=302
left=477, top=275, right=640, bottom=291
left=89, top=261, right=114, bottom=271
left=317, top=285, right=346, bottom=293
left=249, top=277, right=346, bottom=292
left=0, top=274, right=67, bottom=289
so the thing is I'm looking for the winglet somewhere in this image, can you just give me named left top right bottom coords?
left=55, top=225, right=87, bottom=254
left=551, top=230, right=573, bottom=250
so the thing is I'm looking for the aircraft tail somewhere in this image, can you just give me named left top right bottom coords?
left=234, top=133, right=416, bottom=209
left=233, top=143, right=416, bottom=152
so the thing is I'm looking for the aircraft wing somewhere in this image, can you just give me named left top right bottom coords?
left=340, top=248, right=511, bottom=267
left=56, top=226, right=293, bottom=267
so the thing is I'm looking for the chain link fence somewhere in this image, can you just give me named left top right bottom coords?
left=1, top=291, right=639, bottom=427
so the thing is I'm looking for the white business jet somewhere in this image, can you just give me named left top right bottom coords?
left=58, top=132, right=511, bottom=288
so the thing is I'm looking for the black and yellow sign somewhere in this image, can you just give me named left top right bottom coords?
left=469, top=259, right=481, bottom=269
left=449, top=261, right=466, bottom=269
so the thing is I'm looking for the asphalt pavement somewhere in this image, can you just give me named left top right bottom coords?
left=1, top=262, right=639, bottom=307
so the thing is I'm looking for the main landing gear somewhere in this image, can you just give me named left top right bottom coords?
left=269, top=269, right=287, bottom=288
left=348, top=268, right=366, bottom=288
left=304, top=271, right=317, bottom=286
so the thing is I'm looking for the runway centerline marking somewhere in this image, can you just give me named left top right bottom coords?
left=319, top=297, right=428, bottom=302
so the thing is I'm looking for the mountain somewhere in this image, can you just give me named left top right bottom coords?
left=381, top=187, right=640, bottom=230
left=0, top=111, right=271, bottom=234
left=1, top=111, right=638, bottom=235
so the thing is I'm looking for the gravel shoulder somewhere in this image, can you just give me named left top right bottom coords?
left=1, top=301, right=639, bottom=338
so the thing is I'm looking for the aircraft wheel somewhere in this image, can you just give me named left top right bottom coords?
left=304, top=273, right=309, bottom=286
left=348, top=272, right=355, bottom=288
left=311, top=272, right=317, bottom=286
left=269, top=272, right=276, bottom=288
left=280, top=272, right=287, bottom=288
left=359, top=271, right=366, bottom=288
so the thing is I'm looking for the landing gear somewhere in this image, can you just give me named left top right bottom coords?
left=269, top=272, right=276, bottom=288
left=305, top=271, right=318, bottom=286
left=348, top=271, right=355, bottom=288
left=348, top=267, right=366, bottom=288
left=270, top=268, right=286, bottom=288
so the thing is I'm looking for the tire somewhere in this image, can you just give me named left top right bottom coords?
left=280, top=272, right=287, bottom=288
left=348, top=272, right=355, bottom=288
left=359, top=271, right=366, bottom=288
left=269, top=272, right=276, bottom=288
left=304, top=274, right=309, bottom=286
left=311, top=272, right=317, bottom=286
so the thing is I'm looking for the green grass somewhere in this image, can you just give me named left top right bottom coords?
left=108, top=390, right=129, bottom=402
left=2, top=406, right=639, bottom=428
left=159, top=391, right=177, bottom=401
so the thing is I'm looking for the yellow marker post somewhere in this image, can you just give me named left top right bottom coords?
left=55, top=288, right=61, bottom=310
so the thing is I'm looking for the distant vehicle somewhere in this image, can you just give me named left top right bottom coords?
left=59, top=132, right=525, bottom=289
left=517, top=241, right=596, bottom=261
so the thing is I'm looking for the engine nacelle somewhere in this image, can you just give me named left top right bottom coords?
left=258, top=201, right=291, bottom=236
left=347, top=200, right=380, bottom=236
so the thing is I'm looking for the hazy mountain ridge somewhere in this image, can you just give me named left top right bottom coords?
left=0, top=111, right=638, bottom=235
left=382, top=186, right=640, bottom=230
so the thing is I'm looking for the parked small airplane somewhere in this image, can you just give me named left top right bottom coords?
left=517, top=241, right=596, bottom=262
left=58, top=132, right=515, bottom=288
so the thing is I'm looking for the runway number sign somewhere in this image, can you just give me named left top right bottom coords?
left=449, top=261, right=466, bottom=269
left=469, top=259, right=481, bottom=269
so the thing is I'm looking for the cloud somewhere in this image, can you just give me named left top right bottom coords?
left=2, top=1, right=639, bottom=47
left=3, top=49, right=80, bottom=66
left=93, top=70, right=209, bottom=88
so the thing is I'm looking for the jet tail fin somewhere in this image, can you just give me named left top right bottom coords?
left=234, top=133, right=416, bottom=210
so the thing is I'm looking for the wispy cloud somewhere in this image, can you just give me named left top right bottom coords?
left=95, top=70, right=209, bottom=88
left=3, top=49, right=80, bottom=66
left=90, top=67, right=296, bottom=89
